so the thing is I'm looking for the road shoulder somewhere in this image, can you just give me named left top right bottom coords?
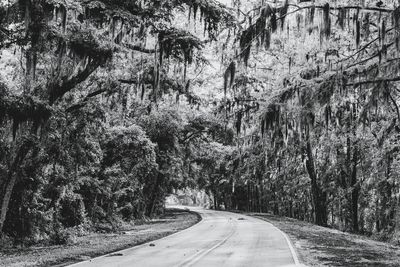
left=247, top=212, right=400, bottom=267
left=0, top=208, right=200, bottom=267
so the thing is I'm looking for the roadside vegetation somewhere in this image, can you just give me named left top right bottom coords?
left=252, top=213, right=400, bottom=267
left=0, top=0, right=234, bottom=247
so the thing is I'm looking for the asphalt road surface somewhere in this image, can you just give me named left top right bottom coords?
left=69, top=207, right=300, bottom=267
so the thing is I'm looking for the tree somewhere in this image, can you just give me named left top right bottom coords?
left=217, top=0, right=400, bottom=233
left=0, top=0, right=233, bottom=237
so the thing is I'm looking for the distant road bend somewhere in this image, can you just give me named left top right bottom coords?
left=69, top=207, right=301, bottom=267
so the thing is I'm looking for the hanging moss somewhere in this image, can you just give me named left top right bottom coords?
left=183, top=0, right=235, bottom=40
left=296, top=13, right=303, bottom=32
left=0, top=93, right=52, bottom=133
left=236, top=110, right=243, bottom=135
left=356, top=19, right=361, bottom=48
left=223, top=61, right=236, bottom=96
left=68, top=27, right=113, bottom=61
left=42, top=1, right=55, bottom=21
left=156, top=28, right=205, bottom=101
left=136, top=82, right=143, bottom=101
left=304, top=5, right=316, bottom=34
left=57, top=4, right=67, bottom=32
left=381, top=19, right=386, bottom=45
left=322, top=3, right=331, bottom=39
left=240, top=27, right=253, bottom=66
left=264, top=28, right=271, bottom=50
left=255, top=5, right=272, bottom=36
left=271, top=12, right=278, bottom=33
left=324, top=105, right=331, bottom=128
left=393, top=7, right=400, bottom=50
left=262, top=104, right=280, bottom=135
left=84, top=0, right=108, bottom=27
left=279, top=0, right=289, bottom=30
left=363, top=13, right=370, bottom=39
left=337, top=7, right=346, bottom=30
left=309, top=5, right=315, bottom=25
left=158, top=28, right=203, bottom=67
left=238, top=3, right=283, bottom=65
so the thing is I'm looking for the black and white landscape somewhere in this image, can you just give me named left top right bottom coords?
left=1, top=0, right=400, bottom=266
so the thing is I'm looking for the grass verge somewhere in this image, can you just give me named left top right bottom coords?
left=0, top=208, right=200, bottom=267
left=245, top=213, right=400, bottom=267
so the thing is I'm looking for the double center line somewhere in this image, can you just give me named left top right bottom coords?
left=177, top=219, right=237, bottom=267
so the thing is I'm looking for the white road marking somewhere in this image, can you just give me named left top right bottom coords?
left=253, top=215, right=301, bottom=266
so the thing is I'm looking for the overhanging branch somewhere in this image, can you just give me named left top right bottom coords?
left=65, top=88, right=108, bottom=112
left=346, top=76, right=400, bottom=87
left=48, top=58, right=103, bottom=105
left=124, top=43, right=157, bottom=54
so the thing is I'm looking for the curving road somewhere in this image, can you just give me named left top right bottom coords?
left=69, top=207, right=300, bottom=267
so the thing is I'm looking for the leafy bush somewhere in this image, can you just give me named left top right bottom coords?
left=0, top=234, right=13, bottom=248
left=50, top=227, right=75, bottom=245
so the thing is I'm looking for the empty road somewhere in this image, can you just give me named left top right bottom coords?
left=69, top=207, right=300, bottom=267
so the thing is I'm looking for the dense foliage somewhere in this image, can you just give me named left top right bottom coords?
left=0, top=0, right=234, bottom=243
left=211, top=0, right=400, bottom=242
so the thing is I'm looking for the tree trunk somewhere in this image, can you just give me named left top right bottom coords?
left=247, top=182, right=250, bottom=212
left=393, top=196, right=400, bottom=241
left=305, top=139, right=328, bottom=226
left=0, top=140, right=33, bottom=235
left=213, top=190, right=218, bottom=210
left=0, top=173, right=17, bottom=235
left=147, top=172, right=162, bottom=217
left=351, top=146, right=359, bottom=232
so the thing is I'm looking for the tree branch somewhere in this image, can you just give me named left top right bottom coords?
left=49, top=58, right=104, bottom=105
left=288, top=4, right=393, bottom=13
left=346, top=76, right=400, bottom=87
left=119, top=79, right=140, bottom=84
left=124, top=43, right=157, bottom=54
left=389, top=91, right=400, bottom=124
left=345, top=42, right=394, bottom=70
left=65, top=88, right=108, bottom=112
left=336, top=27, right=394, bottom=65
